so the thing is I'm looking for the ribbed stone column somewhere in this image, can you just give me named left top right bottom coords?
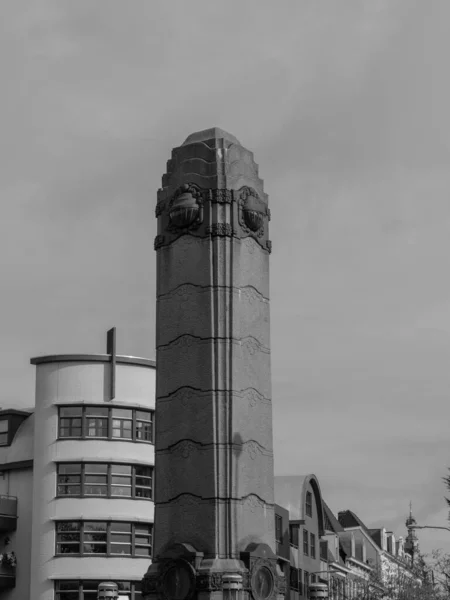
left=143, top=128, right=284, bottom=600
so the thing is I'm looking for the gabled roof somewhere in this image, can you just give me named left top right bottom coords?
left=323, top=500, right=344, bottom=533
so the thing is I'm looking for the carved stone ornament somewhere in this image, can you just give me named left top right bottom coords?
left=250, top=559, right=276, bottom=600
left=160, top=559, right=196, bottom=600
left=206, top=223, right=236, bottom=237
left=196, top=572, right=223, bottom=591
left=167, top=184, right=204, bottom=231
left=212, top=189, right=233, bottom=204
left=238, top=186, right=268, bottom=238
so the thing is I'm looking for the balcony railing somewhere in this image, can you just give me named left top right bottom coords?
left=0, top=496, right=17, bottom=532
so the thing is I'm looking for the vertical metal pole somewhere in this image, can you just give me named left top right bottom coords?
left=106, top=328, right=116, bottom=400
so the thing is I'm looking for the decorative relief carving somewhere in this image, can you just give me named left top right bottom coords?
left=240, top=286, right=268, bottom=306
left=238, top=186, right=267, bottom=237
left=154, top=235, right=165, bottom=250
left=178, top=388, right=196, bottom=407
left=266, top=240, right=272, bottom=254
left=169, top=494, right=201, bottom=507
left=171, top=440, right=198, bottom=459
left=244, top=494, right=265, bottom=513
left=206, top=223, right=236, bottom=237
left=244, top=441, right=264, bottom=460
left=241, top=337, right=270, bottom=356
left=247, top=389, right=260, bottom=407
left=211, top=189, right=233, bottom=204
left=167, top=183, right=204, bottom=232
left=197, top=573, right=223, bottom=591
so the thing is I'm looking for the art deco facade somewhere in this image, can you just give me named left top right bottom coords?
left=0, top=342, right=156, bottom=600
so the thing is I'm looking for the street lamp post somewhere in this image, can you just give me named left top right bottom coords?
left=412, top=525, right=450, bottom=533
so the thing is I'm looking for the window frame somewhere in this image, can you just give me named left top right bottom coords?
left=57, top=462, right=153, bottom=500
left=58, top=405, right=154, bottom=444
left=310, top=532, right=316, bottom=559
left=55, top=520, right=152, bottom=558
left=304, top=571, right=310, bottom=599
left=289, top=524, right=299, bottom=548
left=303, top=528, right=309, bottom=556
left=305, top=491, right=313, bottom=517
left=289, top=567, right=299, bottom=591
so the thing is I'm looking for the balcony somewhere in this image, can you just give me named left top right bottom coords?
left=0, top=496, right=17, bottom=533
left=0, top=563, right=15, bottom=590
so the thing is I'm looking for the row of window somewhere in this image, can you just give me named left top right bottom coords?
left=59, top=406, right=154, bottom=443
left=289, top=525, right=316, bottom=558
left=55, top=580, right=142, bottom=600
left=55, top=521, right=152, bottom=557
left=57, top=463, right=153, bottom=499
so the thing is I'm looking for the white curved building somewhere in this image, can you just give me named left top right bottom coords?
left=27, top=351, right=156, bottom=600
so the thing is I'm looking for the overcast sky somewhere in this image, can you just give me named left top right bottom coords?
left=1, top=0, right=450, bottom=557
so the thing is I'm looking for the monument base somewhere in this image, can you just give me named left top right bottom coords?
left=142, top=543, right=285, bottom=600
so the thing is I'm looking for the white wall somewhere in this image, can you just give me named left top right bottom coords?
left=29, top=359, right=155, bottom=600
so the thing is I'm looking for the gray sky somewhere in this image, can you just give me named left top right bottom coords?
left=1, top=0, right=450, bottom=556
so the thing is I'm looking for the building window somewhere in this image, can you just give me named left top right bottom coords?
left=306, top=491, right=312, bottom=517
left=135, top=410, right=153, bottom=441
left=298, top=569, right=303, bottom=596
left=303, top=529, right=309, bottom=555
left=289, top=567, right=299, bottom=591
left=58, top=406, right=154, bottom=443
left=55, top=521, right=152, bottom=557
left=289, top=524, right=299, bottom=548
left=275, top=515, right=283, bottom=545
left=55, top=580, right=142, bottom=599
left=304, top=571, right=310, bottom=599
left=310, top=533, right=316, bottom=559
left=0, top=419, right=8, bottom=445
left=57, top=463, right=153, bottom=499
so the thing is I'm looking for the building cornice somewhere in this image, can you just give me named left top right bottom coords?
left=30, top=354, right=155, bottom=368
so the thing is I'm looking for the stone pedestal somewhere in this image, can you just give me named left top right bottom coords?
left=143, top=128, right=284, bottom=600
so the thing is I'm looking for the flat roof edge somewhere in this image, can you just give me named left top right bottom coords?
left=30, top=354, right=156, bottom=368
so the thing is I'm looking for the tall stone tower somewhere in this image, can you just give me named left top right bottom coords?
left=143, top=128, right=284, bottom=600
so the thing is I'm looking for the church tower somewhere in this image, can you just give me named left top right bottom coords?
left=405, top=502, right=419, bottom=564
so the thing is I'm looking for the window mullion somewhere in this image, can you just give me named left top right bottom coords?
left=132, top=523, right=135, bottom=557
left=132, top=410, right=136, bottom=442
left=80, top=521, right=84, bottom=556
left=107, top=522, right=111, bottom=556
left=108, top=408, right=112, bottom=439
